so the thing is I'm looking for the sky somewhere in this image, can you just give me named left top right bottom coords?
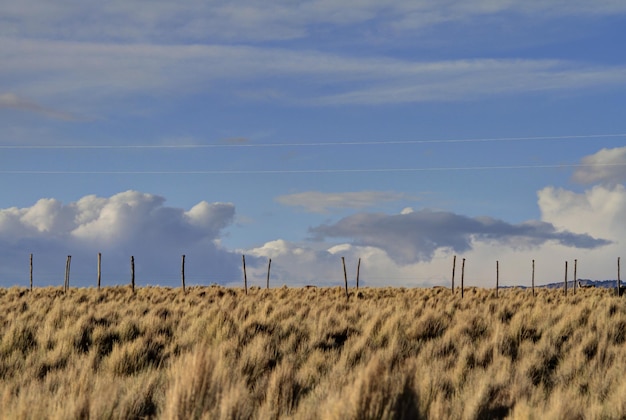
left=1, top=1, right=626, bottom=288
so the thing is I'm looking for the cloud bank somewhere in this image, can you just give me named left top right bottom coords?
left=0, top=191, right=241, bottom=287
left=249, top=185, right=625, bottom=287
left=309, top=208, right=610, bottom=265
left=1, top=184, right=624, bottom=288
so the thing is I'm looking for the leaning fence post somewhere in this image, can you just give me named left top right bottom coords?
left=266, top=258, right=271, bottom=289
left=342, top=257, right=349, bottom=301
left=461, top=258, right=465, bottom=298
left=130, top=256, right=135, bottom=293
left=451, top=255, right=456, bottom=294
left=242, top=255, right=248, bottom=295
left=356, top=258, right=361, bottom=290
left=29, top=253, right=33, bottom=292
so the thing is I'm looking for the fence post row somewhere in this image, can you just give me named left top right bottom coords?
left=18, top=253, right=626, bottom=295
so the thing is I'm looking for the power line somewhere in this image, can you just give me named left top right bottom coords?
left=0, top=133, right=624, bottom=149
left=1, top=162, right=624, bottom=175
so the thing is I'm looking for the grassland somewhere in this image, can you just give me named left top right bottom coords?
left=1, top=285, right=626, bottom=419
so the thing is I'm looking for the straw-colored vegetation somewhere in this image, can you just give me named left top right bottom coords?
left=1, top=285, right=626, bottom=419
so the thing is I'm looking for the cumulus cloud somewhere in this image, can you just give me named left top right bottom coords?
left=3, top=185, right=625, bottom=289
left=538, top=184, right=626, bottom=241
left=572, top=146, right=626, bottom=184
left=309, top=209, right=610, bottom=265
left=276, top=191, right=413, bottom=213
left=0, top=191, right=240, bottom=287
left=246, top=184, right=626, bottom=288
left=245, top=239, right=357, bottom=287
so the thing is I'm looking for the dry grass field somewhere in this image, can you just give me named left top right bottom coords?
left=1, top=285, right=626, bottom=419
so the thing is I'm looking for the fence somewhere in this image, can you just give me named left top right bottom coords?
left=14, top=253, right=624, bottom=300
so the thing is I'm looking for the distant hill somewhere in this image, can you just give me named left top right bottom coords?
left=538, top=279, right=620, bottom=289
left=501, top=279, right=622, bottom=289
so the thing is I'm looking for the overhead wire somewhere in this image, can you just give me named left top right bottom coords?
left=1, top=133, right=623, bottom=175
left=1, top=162, right=624, bottom=175
left=0, top=133, right=624, bottom=149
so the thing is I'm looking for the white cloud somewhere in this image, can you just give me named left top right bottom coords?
left=538, top=184, right=626, bottom=241
left=245, top=239, right=341, bottom=287
left=0, top=191, right=240, bottom=287
left=276, top=191, right=413, bottom=213
left=246, top=184, right=625, bottom=288
left=2, top=185, right=624, bottom=289
left=20, top=198, right=75, bottom=235
left=572, top=146, right=626, bottom=184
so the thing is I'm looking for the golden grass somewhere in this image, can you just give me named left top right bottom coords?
left=1, top=285, right=626, bottom=419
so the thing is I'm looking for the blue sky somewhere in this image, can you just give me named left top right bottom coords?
left=1, top=1, right=625, bottom=288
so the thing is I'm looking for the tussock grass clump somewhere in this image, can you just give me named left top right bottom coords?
left=1, top=285, right=626, bottom=419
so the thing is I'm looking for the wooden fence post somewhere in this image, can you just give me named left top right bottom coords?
left=532, top=260, right=535, bottom=297
left=181, top=255, right=186, bottom=294
left=618, top=257, right=622, bottom=296
left=564, top=261, right=568, bottom=296
left=461, top=258, right=465, bottom=298
left=451, top=255, right=456, bottom=294
left=574, top=259, right=577, bottom=295
left=266, top=258, right=271, bottom=289
left=342, top=257, right=349, bottom=301
left=242, top=255, right=248, bottom=295
left=130, top=256, right=135, bottom=293
left=97, top=253, right=102, bottom=290
left=64, top=255, right=71, bottom=292
left=29, top=253, right=33, bottom=292
left=496, top=260, right=499, bottom=298
left=356, top=258, right=361, bottom=290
